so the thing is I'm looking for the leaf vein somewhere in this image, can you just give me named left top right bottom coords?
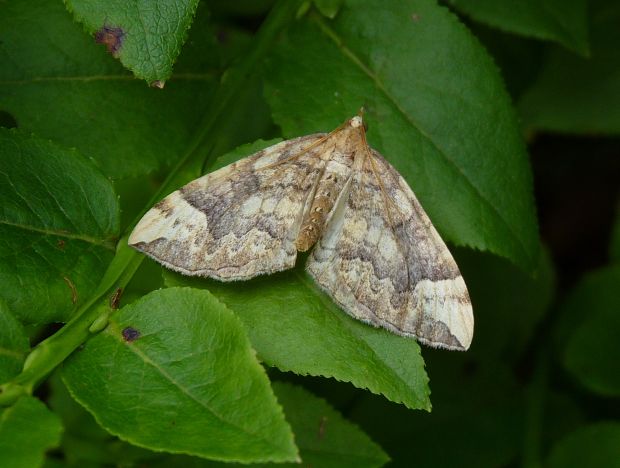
left=0, top=219, right=115, bottom=249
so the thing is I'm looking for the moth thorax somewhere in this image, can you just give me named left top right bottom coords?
left=295, top=177, right=340, bottom=252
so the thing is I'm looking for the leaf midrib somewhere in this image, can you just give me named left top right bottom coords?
left=0, top=219, right=116, bottom=250
left=312, top=14, right=533, bottom=267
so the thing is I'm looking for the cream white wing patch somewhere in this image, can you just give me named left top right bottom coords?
left=129, top=115, right=474, bottom=350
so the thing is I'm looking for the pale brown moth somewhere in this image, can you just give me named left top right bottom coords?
left=129, top=115, right=474, bottom=350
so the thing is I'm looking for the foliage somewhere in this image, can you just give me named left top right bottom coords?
left=518, top=0, right=620, bottom=134
left=0, top=129, right=119, bottom=323
left=448, top=0, right=589, bottom=55
left=547, top=422, right=620, bottom=468
left=62, top=287, right=298, bottom=463
left=0, top=396, right=63, bottom=468
left=0, top=0, right=618, bottom=466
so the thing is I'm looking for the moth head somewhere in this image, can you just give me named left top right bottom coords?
left=349, top=115, right=364, bottom=129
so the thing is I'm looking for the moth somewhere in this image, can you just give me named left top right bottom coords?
left=129, top=115, right=474, bottom=350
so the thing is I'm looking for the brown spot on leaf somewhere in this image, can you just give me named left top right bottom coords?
left=122, top=327, right=140, bottom=342
left=57, top=239, right=65, bottom=250
left=63, top=276, right=78, bottom=304
left=411, top=13, right=420, bottom=22
left=150, top=80, right=165, bottom=89
left=109, top=287, right=123, bottom=309
left=95, top=25, right=125, bottom=56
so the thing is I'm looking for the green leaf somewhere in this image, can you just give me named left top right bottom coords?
left=264, top=0, right=539, bottom=272
left=0, top=129, right=119, bottom=324
left=559, top=265, right=620, bottom=396
left=65, top=0, right=200, bottom=84
left=448, top=0, right=589, bottom=55
left=518, top=1, right=620, bottom=134
left=349, top=359, right=523, bottom=468
left=48, top=373, right=156, bottom=466
left=547, top=422, right=620, bottom=468
left=133, top=382, right=389, bottom=467
left=0, top=0, right=218, bottom=178
left=467, top=23, right=545, bottom=100
left=0, top=300, right=29, bottom=383
left=165, top=268, right=430, bottom=411
left=271, top=382, right=389, bottom=467
left=0, top=396, right=63, bottom=468
left=62, top=287, right=298, bottom=463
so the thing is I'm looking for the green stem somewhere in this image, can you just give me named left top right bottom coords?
left=0, top=241, right=142, bottom=402
left=0, top=0, right=301, bottom=407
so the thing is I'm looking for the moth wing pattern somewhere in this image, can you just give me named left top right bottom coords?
left=129, top=114, right=474, bottom=350
left=129, top=135, right=326, bottom=280
left=306, top=149, right=474, bottom=350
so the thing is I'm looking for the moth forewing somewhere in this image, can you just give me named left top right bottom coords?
left=128, top=115, right=474, bottom=350
left=128, top=135, right=327, bottom=279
